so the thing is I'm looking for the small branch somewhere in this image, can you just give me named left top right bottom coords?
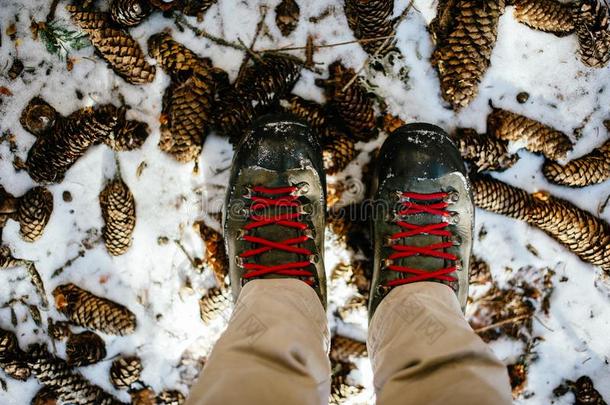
left=257, top=34, right=397, bottom=53
left=474, top=314, right=531, bottom=333
left=341, top=0, right=415, bottom=93
left=237, top=6, right=267, bottom=81
left=175, top=14, right=247, bottom=52
left=46, top=0, right=60, bottom=22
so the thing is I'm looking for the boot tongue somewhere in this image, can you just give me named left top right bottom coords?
left=396, top=211, right=446, bottom=275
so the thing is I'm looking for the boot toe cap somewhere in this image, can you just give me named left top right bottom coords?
left=379, top=123, right=466, bottom=180
left=235, top=114, right=323, bottom=174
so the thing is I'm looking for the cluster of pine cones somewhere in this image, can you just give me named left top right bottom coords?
left=428, top=0, right=609, bottom=110
left=0, top=282, right=186, bottom=404
left=3, top=0, right=609, bottom=402
left=454, top=105, right=610, bottom=274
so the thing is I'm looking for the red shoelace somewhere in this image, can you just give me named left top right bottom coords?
left=239, top=185, right=315, bottom=285
left=385, top=191, right=458, bottom=287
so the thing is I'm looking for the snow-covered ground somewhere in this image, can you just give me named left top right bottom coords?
left=0, top=0, right=608, bottom=404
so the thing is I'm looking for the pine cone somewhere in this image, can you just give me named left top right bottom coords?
left=194, top=222, right=229, bottom=286
left=329, top=362, right=364, bottom=405
left=0, top=328, right=31, bottom=381
left=27, top=344, right=125, bottom=405
left=508, top=357, right=528, bottom=397
left=542, top=139, right=610, bottom=187
left=110, top=0, right=152, bottom=27
left=104, top=119, right=150, bottom=152
left=456, top=128, right=518, bottom=172
left=130, top=388, right=156, bottom=405
left=66, top=331, right=107, bottom=367
left=26, top=103, right=123, bottom=183
left=157, top=390, right=186, bottom=405
left=330, top=335, right=367, bottom=363
left=20, top=97, right=58, bottom=137
left=148, top=33, right=222, bottom=162
left=99, top=178, right=136, bottom=256
left=470, top=256, right=492, bottom=285
left=532, top=192, right=610, bottom=271
left=344, top=0, right=396, bottom=56
left=53, top=283, right=137, bottom=335
left=574, top=0, right=610, bottom=68
left=179, top=0, right=218, bottom=16
left=430, top=0, right=506, bottom=110
left=158, top=76, right=210, bottom=162
left=471, top=175, right=536, bottom=222
left=67, top=6, right=155, bottom=84
left=275, top=0, right=300, bottom=36
left=31, top=386, right=59, bottom=405
left=381, top=113, right=406, bottom=134
left=199, top=286, right=232, bottom=323
left=316, top=61, right=377, bottom=141
left=513, top=0, right=575, bottom=36
left=16, top=187, right=53, bottom=242
left=281, top=95, right=331, bottom=129
left=570, top=376, right=607, bottom=405
left=47, top=320, right=72, bottom=341
left=148, top=32, right=216, bottom=79
left=487, top=108, right=573, bottom=160
left=329, top=260, right=370, bottom=294
left=322, top=128, right=357, bottom=175
left=472, top=176, right=610, bottom=272
left=336, top=295, right=367, bottom=321
left=215, top=53, right=302, bottom=144
left=110, top=356, right=143, bottom=390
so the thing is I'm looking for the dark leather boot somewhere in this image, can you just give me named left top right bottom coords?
left=369, top=123, right=474, bottom=319
left=223, top=114, right=327, bottom=305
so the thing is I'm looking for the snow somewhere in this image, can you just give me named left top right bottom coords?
left=0, top=0, right=609, bottom=404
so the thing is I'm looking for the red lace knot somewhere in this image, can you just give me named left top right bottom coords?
left=385, top=190, right=460, bottom=288
left=239, top=185, right=316, bottom=285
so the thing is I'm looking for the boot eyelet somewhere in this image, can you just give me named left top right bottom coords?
left=448, top=211, right=460, bottom=225
left=235, top=257, right=245, bottom=267
left=455, top=260, right=463, bottom=271
left=383, top=258, right=393, bottom=268
left=296, top=182, right=310, bottom=194
left=445, top=190, right=459, bottom=204
left=377, top=284, right=391, bottom=296
left=309, top=254, right=319, bottom=263
left=240, top=278, right=249, bottom=287
left=243, top=187, right=253, bottom=199
left=304, top=229, right=316, bottom=239
left=237, top=229, right=247, bottom=239
left=299, top=204, right=314, bottom=215
left=385, top=236, right=395, bottom=246
left=450, top=234, right=462, bottom=246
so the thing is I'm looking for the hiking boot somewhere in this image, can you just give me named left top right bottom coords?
left=223, top=114, right=327, bottom=305
left=369, top=123, right=474, bottom=319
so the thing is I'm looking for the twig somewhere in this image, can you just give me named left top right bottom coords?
left=174, top=14, right=247, bottom=52
left=237, top=38, right=263, bottom=64
left=341, top=0, right=415, bottom=92
left=174, top=239, right=201, bottom=270
left=46, top=0, right=60, bottom=22
left=258, top=34, right=397, bottom=53
left=237, top=6, right=268, bottom=82
left=26, top=262, right=49, bottom=309
left=51, top=250, right=85, bottom=278
left=474, top=314, right=531, bottom=333
left=534, top=315, right=554, bottom=332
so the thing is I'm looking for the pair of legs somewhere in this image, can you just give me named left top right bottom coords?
left=186, top=117, right=512, bottom=404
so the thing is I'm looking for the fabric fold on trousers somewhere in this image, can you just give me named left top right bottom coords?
left=185, top=279, right=331, bottom=405
left=368, top=281, right=512, bottom=405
